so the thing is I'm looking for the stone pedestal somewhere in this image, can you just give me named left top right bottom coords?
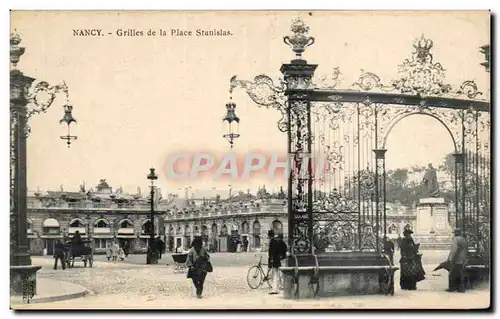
left=415, top=198, right=452, bottom=249
left=10, top=265, right=42, bottom=297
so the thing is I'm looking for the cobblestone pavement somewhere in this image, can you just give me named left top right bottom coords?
left=92, top=249, right=452, bottom=267
left=19, top=253, right=490, bottom=310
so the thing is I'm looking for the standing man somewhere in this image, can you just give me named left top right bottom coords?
left=447, top=228, right=468, bottom=293
left=53, top=240, right=66, bottom=270
left=268, top=232, right=287, bottom=294
left=383, top=236, right=395, bottom=265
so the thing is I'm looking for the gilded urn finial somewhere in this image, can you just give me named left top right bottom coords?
left=10, top=30, right=25, bottom=68
left=283, top=18, right=315, bottom=60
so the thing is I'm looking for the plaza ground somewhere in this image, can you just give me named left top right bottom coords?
left=12, top=250, right=490, bottom=310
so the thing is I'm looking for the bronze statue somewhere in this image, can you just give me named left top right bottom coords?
left=422, top=163, right=439, bottom=197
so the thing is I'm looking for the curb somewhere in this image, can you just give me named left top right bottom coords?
left=11, top=279, right=91, bottom=307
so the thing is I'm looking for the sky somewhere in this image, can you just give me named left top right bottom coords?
left=10, top=11, right=490, bottom=197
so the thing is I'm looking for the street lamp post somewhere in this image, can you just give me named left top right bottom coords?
left=10, top=31, right=77, bottom=299
left=146, top=168, right=158, bottom=265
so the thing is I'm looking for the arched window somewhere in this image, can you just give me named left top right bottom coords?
left=272, top=220, right=283, bottom=235
left=185, top=225, right=192, bottom=236
left=142, top=220, right=152, bottom=234
left=201, top=225, right=208, bottom=236
left=241, top=221, right=249, bottom=234
left=221, top=224, right=228, bottom=236
left=252, top=220, right=261, bottom=249
left=42, top=218, right=60, bottom=234
left=211, top=223, right=217, bottom=236
left=69, top=218, right=85, bottom=227
left=177, top=226, right=182, bottom=235
left=253, top=221, right=261, bottom=234
left=194, top=225, right=200, bottom=236
left=94, top=219, right=110, bottom=228
left=169, top=226, right=174, bottom=235
left=119, top=219, right=134, bottom=228
left=388, top=223, right=397, bottom=234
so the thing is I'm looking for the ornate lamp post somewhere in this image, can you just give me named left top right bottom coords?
left=10, top=31, right=77, bottom=299
left=222, top=94, right=240, bottom=148
left=146, top=168, right=158, bottom=265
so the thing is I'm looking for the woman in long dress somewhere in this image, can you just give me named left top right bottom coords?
left=399, top=229, right=425, bottom=290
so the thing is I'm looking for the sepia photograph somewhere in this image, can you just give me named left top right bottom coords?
left=8, top=9, right=491, bottom=310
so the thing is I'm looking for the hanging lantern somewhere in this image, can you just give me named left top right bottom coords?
left=59, top=103, right=77, bottom=148
left=222, top=99, right=240, bottom=148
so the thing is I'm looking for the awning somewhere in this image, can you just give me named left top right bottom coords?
left=40, top=234, right=63, bottom=239
left=42, top=218, right=60, bottom=228
left=91, top=235, right=115, bottom=239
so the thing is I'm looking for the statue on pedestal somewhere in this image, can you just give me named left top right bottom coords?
left=421, top=163, right=439, bottom=197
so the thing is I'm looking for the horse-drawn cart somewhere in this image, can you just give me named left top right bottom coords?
left=64, top=239, right=94, bottom=268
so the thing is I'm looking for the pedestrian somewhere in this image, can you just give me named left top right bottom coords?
left=186, top=236, right=212, bottom=299
left=243, top=237, right=249, bottom=252
left=447, top=228, right=467, bottom=293
left=122, top=241, right=129, bottom=257
left=111, top=241, right=119, bottom=261
left=119, top=247, right=126, bottom=261
left=105, top=243, right=112, bottom=261
left=268, top=232, right=287, bottom=294
left=399, top=229, right=425, bottom=290
left=383, top=236, right=395, bottom=265
left=53, top=240, right=66, bottom=270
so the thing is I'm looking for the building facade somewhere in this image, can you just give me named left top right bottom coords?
left=163, top=187, right=418, bottom=252
left=26, top=182, right=419, bottom=255
left=26, top=180, right=166, bottom=255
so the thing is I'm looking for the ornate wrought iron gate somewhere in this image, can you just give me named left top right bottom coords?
left=230, top=18, right=490, bottom=260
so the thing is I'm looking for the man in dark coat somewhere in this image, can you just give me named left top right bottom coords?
left=268, top=232, right=287, bottom=294
left=53, top=240, right=66, bottom=270
left=447, top=228, right=468, bottom=292
left=71, top=230, right=83, bottom=255
left=383, top=236, right=395, bottom=265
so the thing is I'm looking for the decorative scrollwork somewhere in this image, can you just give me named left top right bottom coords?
left=313, top=68, right=342, bottom=89
left=229, top=75, right=287, bottom=132
left=457, top=80, right=483, bottom=99
left=351, top=71, right=393, bottom=92
left=26, top=81, right=69, bottom=118
left=359, top=170, right=376, bottom=197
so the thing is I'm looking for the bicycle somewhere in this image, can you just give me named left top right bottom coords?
left=247, top=255, right=283, bottom=289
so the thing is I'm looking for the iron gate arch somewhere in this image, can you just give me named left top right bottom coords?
left=380, top=111, right=459, bottom=153
left=229, top=18, right=490, bottom=261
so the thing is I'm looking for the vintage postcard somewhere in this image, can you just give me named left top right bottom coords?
left=9, top=10, right=490, bottom=310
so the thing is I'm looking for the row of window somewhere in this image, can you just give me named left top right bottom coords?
left=27, top=218, right=152, bottom=229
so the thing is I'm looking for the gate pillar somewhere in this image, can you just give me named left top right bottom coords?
left=281, top=60, right=317, bottom=255
left=453, top=153, right=466, bottom=231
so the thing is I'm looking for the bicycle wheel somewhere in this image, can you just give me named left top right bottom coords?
left=247, top=266, right=263, bottom=289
